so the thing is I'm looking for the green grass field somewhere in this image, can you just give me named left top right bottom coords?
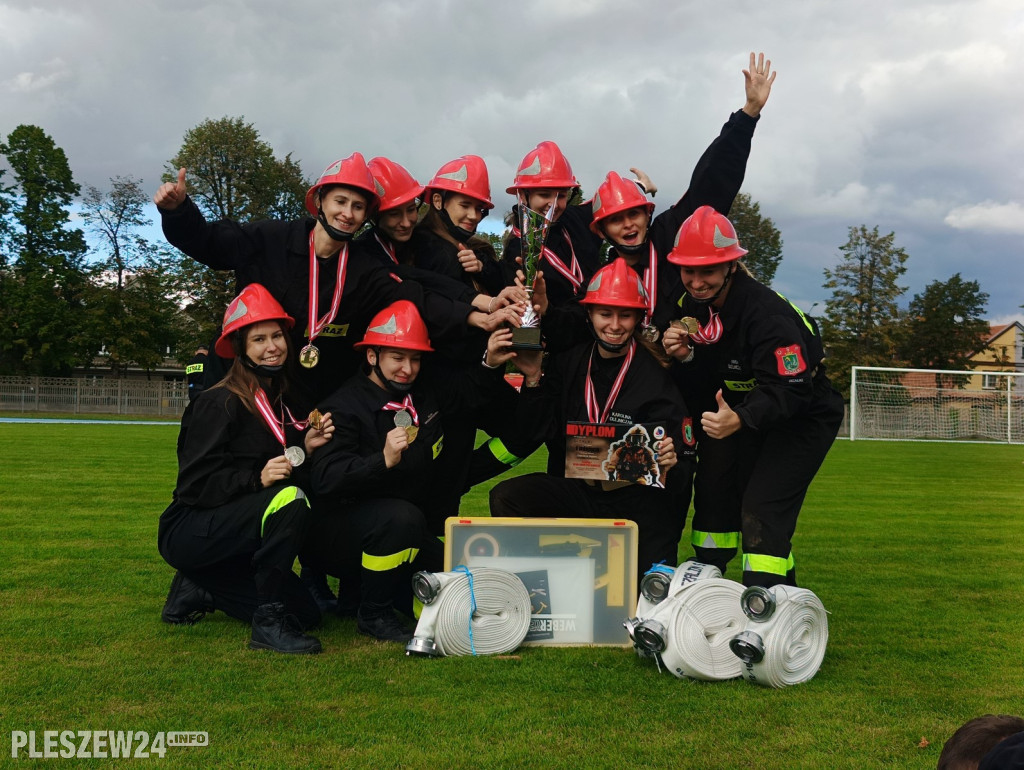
left=1, top=423, right=1022, bottom=768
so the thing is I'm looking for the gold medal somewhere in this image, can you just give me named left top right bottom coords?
left=405, top=426, right=419, bottom=444
left=679, top=317, right=700, bottom=335
left=299, top=344, right=320, bottom=369
left=308, top=409, right=323, bottom=430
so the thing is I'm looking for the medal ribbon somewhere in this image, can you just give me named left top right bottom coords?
left=381, top=394, right=419, bottom=426
left=689, top=308, right=724, bottom=344
left=584, top=340, right=635, bottom=424
left=307, top=231, right=349, bottom=344
left=641, top=242, right=657, bottom=329
left=374, top=231, right=399, bottom=265
left=509, top=225, right=583, bottom=291
left=254, top=389, right=308, bottom=447
left=253, top=388, right=287, bottom=449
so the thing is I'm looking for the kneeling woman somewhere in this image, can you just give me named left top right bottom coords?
left=302, top=301, right=509, bottom=643
left=158, top=284, right=334, bottom=654
left=489, top=259, right=696, bottom=573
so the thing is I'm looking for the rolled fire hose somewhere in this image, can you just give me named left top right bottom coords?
left=628, top=560, right=724, bottom=659
left=646, top=578, right=747, bottom=681
left=405, top=567, right=531, bottom=657
left=730, top=585, right=829, bottom=688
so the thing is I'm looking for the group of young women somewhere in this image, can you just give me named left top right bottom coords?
left=154, top=52, right=842, bottom=653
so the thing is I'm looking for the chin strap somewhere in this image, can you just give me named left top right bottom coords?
left=438, top=205, right=477, bottom=242
left=239, top=352, right=284, bottom=378
left=612, top=239, right=648, bottom=257
left=586, top=319, right=630, bottom=353
left=370, top=347, right=413, bottom=394
left=689, top=263, right=736, bottom=305
left=316, top=209, right=356, bottom=242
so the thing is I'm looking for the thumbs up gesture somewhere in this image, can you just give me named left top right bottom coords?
left=154, top=167, right=188, bottom=210
left=700, top=389, right=742, bottom=439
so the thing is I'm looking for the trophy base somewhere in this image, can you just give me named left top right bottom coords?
left=509, top=325, right=543, bottom=351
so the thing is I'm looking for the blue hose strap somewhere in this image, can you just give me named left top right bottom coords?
left=644, top=561, right=675, bottom=577
left=453, top=565, right=478, bottom=656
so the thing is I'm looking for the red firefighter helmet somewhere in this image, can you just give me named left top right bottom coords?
left=368, top=156, right=425, bottom=212
left=666, top=205, right=748, bottom=266
left=354, top=300, right=434, bottom=352
left=579, top=258, right=649, bottom=310
left=505, top=141, right=578, bottom=194
left=215, top=283, right=294, bottom=358
left=424, top=155, right=494, bottom=209
left=589, top=171, right=655, bottom=236
left=305, top=152, right=383, bottom=217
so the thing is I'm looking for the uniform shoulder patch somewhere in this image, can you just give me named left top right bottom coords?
left=775, top=345, right=807, bottom=376
left=682, top=417, right=696, bottom=446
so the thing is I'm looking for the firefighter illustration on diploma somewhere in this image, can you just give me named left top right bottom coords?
left=602, top=425, right=661, bottom=487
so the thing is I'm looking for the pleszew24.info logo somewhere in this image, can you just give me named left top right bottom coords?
left=11, top=731, right=208, bottom=759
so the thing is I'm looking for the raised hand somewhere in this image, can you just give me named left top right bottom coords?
left=742, top=51, right=776, bottom=118
left=154, top=167, right=188, bottom=210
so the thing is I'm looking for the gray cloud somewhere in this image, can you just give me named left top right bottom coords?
left=1, top=0, right=1021, bottom=317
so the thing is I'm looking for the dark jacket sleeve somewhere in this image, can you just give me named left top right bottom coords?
left=732, top=311, right=818, bottom=431
left=174, top=392, right=260, bottom=506
left=160, top=196, right=271, bottom=272
left=649, top=110, right=758, bottom=252
left=308, top=409, right=390, bottom=498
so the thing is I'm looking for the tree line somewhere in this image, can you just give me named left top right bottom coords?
left=0, top=120, right=990, bottom=391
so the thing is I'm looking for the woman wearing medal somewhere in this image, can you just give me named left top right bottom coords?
left=155, top=152, right=492, bottom=413
left=358, top=156, right=527, bottom=318
left=489, top=258, right=696, bottom=575
left=542, top=52, right=777, bottom=351
left=158, top=284, right=335, bottom=654
left=301, top=300, right=511, bottom=642
left=662, top=207, right=844, bottom=589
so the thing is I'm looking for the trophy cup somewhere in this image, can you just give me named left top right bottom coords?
left=509, top=203, right=553, bottom=351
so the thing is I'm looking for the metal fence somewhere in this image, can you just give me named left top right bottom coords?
left=0, top=376, right=188, bottom=417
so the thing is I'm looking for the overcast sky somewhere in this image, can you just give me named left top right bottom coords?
left=2, top=0, right=1021, bottom=322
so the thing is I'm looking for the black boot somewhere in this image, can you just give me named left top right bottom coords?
left=249, top=602, right=322, bottom=654
left=161, top=571, right=214, bottom=625
left=357, top=606, right=413, bottom=643
left=300, top=567, right=338, bottom=614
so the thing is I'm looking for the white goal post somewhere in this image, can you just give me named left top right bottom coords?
left=850, top=366, right=1024, bottom=444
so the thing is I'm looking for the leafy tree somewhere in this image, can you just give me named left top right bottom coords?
left=0, top=125, right=90, bottom=375
left=165, top=250, right=235, bottom=358
left=820, top=225, right=909, bottom=394
left=79, top=177, right=187, bottom=377
left=730, top=192, right=783, bottom=286
left=0, top=167, right=15, bottom=373
left=899, top=274, right=989, bottom=384
left=162, top=117, right=310, bottom=335
left=164, top=116, right=308, bottom=222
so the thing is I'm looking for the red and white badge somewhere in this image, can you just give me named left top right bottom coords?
left=775, top=345, right=807, bottom=376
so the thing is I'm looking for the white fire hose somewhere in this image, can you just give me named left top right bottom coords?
left=405, top=567, right=532, bottom=658
left=729, top=585, right=829, bottom=688
left=625, top=561, right=747, bottom=681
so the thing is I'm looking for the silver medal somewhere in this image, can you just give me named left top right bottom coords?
left=285, top=445, right=305, bottom=467
left=642, top=324, right=660, bottom=343
left=393, top=409, right=413, bottom=429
